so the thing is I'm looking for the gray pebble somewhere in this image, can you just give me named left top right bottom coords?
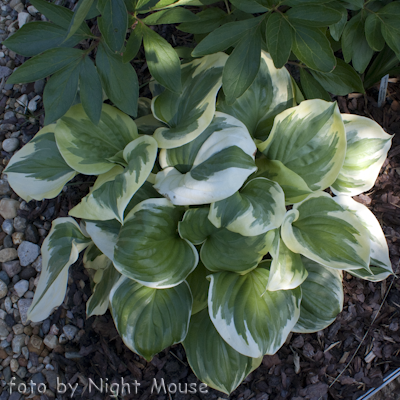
left=13, top=279, right=28, bottom=297
left=0, top=319, right=9, bottom=337
left=12, top=274, right=19, bottom=284
left=2, top=219, right=14, bottom=235
left=25, top=224, right=39, bottom=243
left=13, top=216, right=26, bottom=232
left=19, top=266, right=35, bottom=280
left=0, top=279, right=7, bottom=298
left=17, top=299, right=32, bottom=325
left=2, top=260, right=21, bottom=277
left=42, top=319, right=50, bottom=335
left=0, top=179, right=11, bottom=195
left=9, top=393, right=21, bottom=400
left=2, top=137, right=19, bottom=152
left=16, top=366, right=27, bottom=379
left=12, top=333, right=26, bottom=353
left=0, top=270, right=10, bottom=285
left=34, top=79, right=45, bottom=94
left=3, top=235, right=13, bottom=248
left=2, top=366, right=11, bottom=384
left=32, top=255, right=42, bottom=272
left=17, top=241, right=40, bottom=266
left=4, top=296, right=12, bottom=313
left=63, top=324, right=78, bottom=340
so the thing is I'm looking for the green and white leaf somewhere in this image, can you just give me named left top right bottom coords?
left=209, top=269, right=301, bottom=358
left=114, top=199, right=198, bottom=288
left=186, top=261, right=210, bottom=315
left=83, top=242, right=108, bottom=271
left=83, top=219, right=121, bottom=261
left=334, top=195, right=393, bottom=282
left=208, top=177, right=286, bottom=236
left=281, top=191, right=371, bottom=272
left=110, top=277, right=192, bottom=361
left=293, top=256, right=343, bottom=333
left=27, top=218, right=91, bottom=322
left=151, top=53, right=228, bottom=148
left=331, top=114, right=392, bottom=196
left=183, top=308, right=262, bottom=395
left=267, top=236, right=308, bottom=291
left=69, top=135, right=157, bottom=222
left=55, top=103, right=138, bottom=175
left=4, top=125, right=76, bottom=202
left=258, top=99, right=346, bottom=201
left=86, top=259, right=121, bottom=317
left=155, top=112, right=256, bottom=205
left=218, top=51, right=295, bottom=142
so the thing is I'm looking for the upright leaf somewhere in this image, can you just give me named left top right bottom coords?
left=123, top=23, right=143, bottom=63
left=27, top=218, right=91, bottom=322
left=97, top=0, right=128, bottom=52
left=79, top=56, right=103, bottom=125
left=66, top=0, right=94, bottom=40
left=178, top=8, right=229, bottom=34
left=266, top=13, right=293, bottom=69
left=286, top=4, right=344, bottom=27
left=365, top=13, right=385, bottom=52
left=96, top=43, right=138, bottom=116
left=300, top=68, right=331, bottom=101
left=110, top=277, right=192, bottom=361
left=142, top=24, right=182, bottom=93
left=222, top=25, right=262, bottom=103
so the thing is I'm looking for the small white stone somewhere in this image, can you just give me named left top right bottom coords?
left=16, top=94, right=28, bottom=108
left=18, top=12, right=31, bottom=28
left=2, top=137, right=19, bottom=152
left=27, top=5, right=39, bottom=16
left=27, top=95, right=41, bottom=112
left=14, top=280, right=28, bottom=297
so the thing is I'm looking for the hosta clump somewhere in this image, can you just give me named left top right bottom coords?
left=5, top=51, right=393, bottom=394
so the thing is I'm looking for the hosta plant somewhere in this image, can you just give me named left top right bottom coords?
left=4, top=50, right=393, bottom=394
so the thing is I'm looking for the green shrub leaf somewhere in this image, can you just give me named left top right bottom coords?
left=183, top=309, right=262, bottom=395
left=281, top=191, right=371, bottom=272
left=299, top=68, right=331, bottom=101
left=143, top=25, right=182, bottom=94
left=4, top=126, right=76, bottom=201
left=230, top=0, right=268, bottom=13
left=218, top=51, right=295, bottom=141
left=96, top=43, right=138, bottom=117
left=79, top=56, right=103, bottom=125
left=66, top=0, right=94, bottom=40
left=114, top=199, right=198, bottom=288
left=329, top=10, right=347, bottom=41
left=186, top=261, right=210, bottom=315
left=123, top=23, right=143, bottom=63
left=222, top=25, right=262, bottom=102
left=7, top=47, right=85, bottom=85
left=27, top=218, right=91, bottom=322
left=292, top=257, right=343, bottom=333
left=286, top=3, right=344, bottom=27
left=209, top=268, right=301, bottom=357
left=310, top=58, right=364, bottom=96
left=178, top=8, right=229, bottom=34
left=331, top=114, right=392, bottom=196
left=110, top=277, right=192, bottom=361
left=365, top=13, right=385, bottom=52
left=266, top=13, right=293, bottom=69
left=155, top=113, right=256, bottom=205
left=3, top=22, right=87, bottom=57
left=55, top=103, right=138, bottom=175
left=69, top=135, right=158, bottom=222
left=97, top=0, right=128, bottom=52
left=143, top=8, right=198, bottom=24
left=292, top=23, right=336, bottom=72
left=151, top=53, right=228, bottom=148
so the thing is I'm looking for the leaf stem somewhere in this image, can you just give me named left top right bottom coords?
left=224, top=0, right=231, bottom=15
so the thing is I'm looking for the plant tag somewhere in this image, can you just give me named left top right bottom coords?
left=378, top=74, right=389, bottom=107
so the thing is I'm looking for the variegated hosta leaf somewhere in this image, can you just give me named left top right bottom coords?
left=331, top=114, right=392, bottom=196
left=155, top=112, right=257, bottom=205
left=83, top=219, right=121, bottom=261
left=208, top=177, right=286, bottom=236
left=179, top=208, right=274, bottom=274
left=151, top=52, right=228, bottom=149
left=27, top=218, right=91, bottom=322
left=257, top=100, right=346, bottom=203
left=114, top=199, right=198, bottom=288
left=183, top=308, right=262, bottom=395
left=292, top=257, right=343, bottom=333
left=186, top=261, right=210, bottom=315
left=334, top=195, right=393, bottom=281
left=69, top=135, right=158, bottom=222
left=4, top=125, right=76, bottom=202
left=110, top=276, right=192, bottom=361
left=55, top=103, right=138, bottom=175
left=281, top=191, right=371, bottom=272
left=218, top=51, right=295, bottom=141
left=86, top=259, right=121, bottom=318
left=124, top=180, right=163, bottom=217
left=83, top=243, right=108, bottom=272
left=209, top=269, right=301, bottom=358
left=134, top=114, right=166, bottom=136
left=267, top=234, right=308, bottom=291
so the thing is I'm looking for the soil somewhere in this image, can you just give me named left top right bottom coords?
left=1, top=3, right=400, bottom=400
